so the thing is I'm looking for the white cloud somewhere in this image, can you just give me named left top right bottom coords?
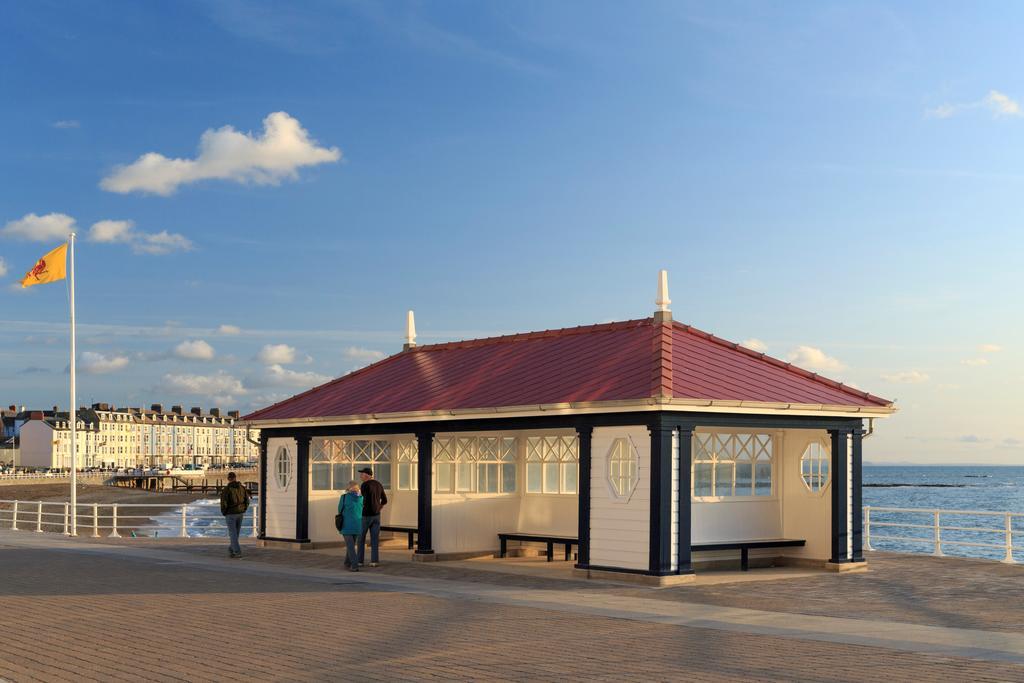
left=164, top=371, right=246, bottom=398
left=2, top=213, right=76, bottom=241
left=342, top=346, right=386, bottom=365
left=133, top=230, right=193, bottom=255
left=257, top=364, right=330, bottom=389
left=88, top=220, right=192, bottom=255
left=218, top=324, right=241, bottom=335
left=174, top=339, right=215, bottom=361
left=739, top=338, right=767, bottom=353
left=88, top=219, right=135, bottom=243
left=257, top=343, right=296, bottom=365
left=0, top=257, right=7, bottom=277
left=786, top=345, right=846, bottom=373
left=52, top=120, right=80, bottom=129
left=880, top=370, right=930, bottom=384
left=978, top=344, right=1002, bottom=353
left=927, top=90, right=1022, bottom=119
left=101, top=111, right=341, bottom=196
left=79, top=351, right=129, bottom=374
left=962, top=358, right=989, bottom=367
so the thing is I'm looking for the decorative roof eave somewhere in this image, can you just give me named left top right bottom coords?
left=241, top=397, right=897, bottom=430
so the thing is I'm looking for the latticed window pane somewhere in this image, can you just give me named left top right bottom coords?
left=436, top=462, right=453, bottom=492
left=694, top=463, right=713, bottom=496
left=800, top=441, right=830, bottom=492
left=375, top=462, right=392, bottom=490
left=735, top=460, right=753, bottom=494
left=502, top=463, right=517, bottom=492
left=456, top=461, right=474, bottom=492
left=477, top=463, right=498, bottom=493
left=607, top=438, right=638, bottom=498
left=499, top=438, right=516, bottom=461
left=562, top=462, right=578, bottom=494
left=525, top=435, right=578, bottom=495
left=693, top=431, right=774, bottom=499
left=332, top=463, right=350, bottom=490
left=527, top=462, right=542, bottom=492
left=754, top=462, right=772, bottom=496
left=714, top=462, right=734, bottom=496
left=543, top=462, right=559, bottom=493
left=311, top=463, right=331, bottom=490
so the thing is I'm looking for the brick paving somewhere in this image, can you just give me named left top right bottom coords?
left=154, top=539, right=1024, bottom=633
left=1, top=537, right=1024, bottom=681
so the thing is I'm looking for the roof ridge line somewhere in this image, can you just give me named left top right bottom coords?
left=411, top=318, right=652, bottom=353
left=670, top=321, right=891, bottom=406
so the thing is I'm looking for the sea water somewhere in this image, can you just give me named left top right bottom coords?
left=864, top=465, right=1024, bottom=562
left=144, top=468, right=1023, bottom=561
left=146, top=497, right=258, bottom=538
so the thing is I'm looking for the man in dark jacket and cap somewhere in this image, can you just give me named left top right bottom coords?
left=358, top=467, right=387, bottom=567
left=220, top=471, right=251, bottom=558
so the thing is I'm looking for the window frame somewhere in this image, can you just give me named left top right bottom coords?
left=606, top=437, right=639, bottom=500
left=310, top=437, right=395, bottom=492
left=525, top=435, right=579, bottom=496
left=691, top=430, right=776, bottom=502
left=433, top=435, right=518, bottom=495
left=274, top=445, right=292, bottom=491
left=799, top=438, right=831, bottom=494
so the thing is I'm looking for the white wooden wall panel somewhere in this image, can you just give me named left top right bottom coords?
left=780, top=429, right=832, bottom=560
left=589, top=426, right=650, bottom=571
left=265, top=437, right=297, bottom=539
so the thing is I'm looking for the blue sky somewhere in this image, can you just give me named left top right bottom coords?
left=1, top=1, right=1021, bottom=463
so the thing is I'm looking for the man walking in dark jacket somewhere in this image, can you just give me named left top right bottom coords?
left=220, top=471, right=251, bottom=558
left=358, top=467, right=387, bottom=567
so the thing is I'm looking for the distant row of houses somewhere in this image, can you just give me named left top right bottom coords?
left=1, top=403, right=259, bottom=470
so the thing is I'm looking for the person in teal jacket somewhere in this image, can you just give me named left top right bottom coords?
left=338, top=480, right=364, bottom=571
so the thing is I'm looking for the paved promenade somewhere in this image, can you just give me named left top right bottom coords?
left=1, top=531, right=1023, bottom=682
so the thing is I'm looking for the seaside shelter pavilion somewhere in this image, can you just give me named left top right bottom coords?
left=243, top=278, right=895, bottom=585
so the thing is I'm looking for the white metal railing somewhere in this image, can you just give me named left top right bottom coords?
left=0, top=466, right=257, bottom=481
left=0, top=472, right=111, bottom=481
left=865, top=506, right=1022, bottom=564
left=0, top=499, right=258, bottom=539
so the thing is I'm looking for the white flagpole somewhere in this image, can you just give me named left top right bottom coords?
left=68, top=233, right=77, bottom=536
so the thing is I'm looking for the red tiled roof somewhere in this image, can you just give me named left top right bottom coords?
left=244, top=318, right=891, bottom=422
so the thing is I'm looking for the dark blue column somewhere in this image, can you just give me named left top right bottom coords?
left=851, top=426, right=865, bottom=562
left=415, top=430, right=434, bottom=555
left=649, top=421, right=675, bottom=575
left=575, top=426, right=593, bottom=569
left=829, top=428, right=851, bottom=563
left=677, top=424, right=695, bottom=575
left=258, top=433, right=268, bottom=540
left=294, top=435, right=311, bottom=543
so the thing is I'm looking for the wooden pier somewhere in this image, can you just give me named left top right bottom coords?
left=111, top=473, right=258, bottom=495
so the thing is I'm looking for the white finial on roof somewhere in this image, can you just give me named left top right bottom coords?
left=654, top=270, right=672, bottom=322
left=403, top=310, right=417, bottom=351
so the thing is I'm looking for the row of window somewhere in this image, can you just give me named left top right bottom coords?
left=291, top=433, right=832, bottom=497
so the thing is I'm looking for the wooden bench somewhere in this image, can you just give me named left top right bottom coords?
left=691, top=538, right=805, bottom=571
left=381, top=525, right=417, bottom=549
left=498, top=533, right=578, bottom=562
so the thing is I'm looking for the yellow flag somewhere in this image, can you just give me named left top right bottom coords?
left=20, top=243, right=68, bottom=288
